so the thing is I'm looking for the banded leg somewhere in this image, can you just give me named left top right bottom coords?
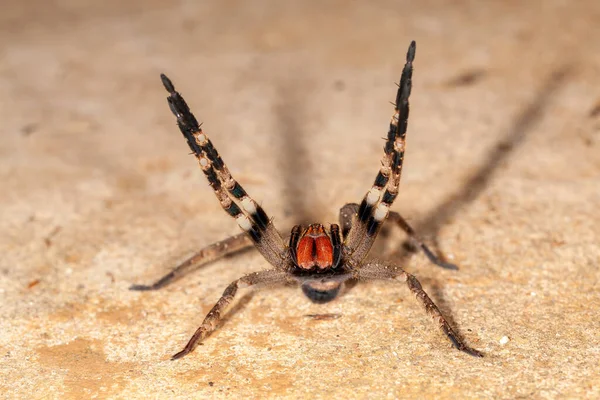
left=129, top=233, right=253, bottom=291
left=171, top=269, right=290, bottom=360
left=345, top=41, right=416, bottom=265
left=355, top=261, right=482, bottom=357
left=160, top=74, right=287, bottom=268
left=339, top=203, right=457, bottom=270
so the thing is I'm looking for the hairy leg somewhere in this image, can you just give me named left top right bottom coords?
left=344, top=42, right=416, bottom=265
left=171, top=269, right=290, bottom=360
left=355, top=261, right=482, bottom=357
left=160, top=74, right=287, bottom=268
left=129, top=233, right=252, bottom=291
left=339, top=203, right=457, bottom=270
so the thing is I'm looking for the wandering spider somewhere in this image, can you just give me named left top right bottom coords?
left=130, top=41, right=483, bottom=360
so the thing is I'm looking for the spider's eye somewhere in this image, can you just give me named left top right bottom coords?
left=295, top=225, right=334, bottom=270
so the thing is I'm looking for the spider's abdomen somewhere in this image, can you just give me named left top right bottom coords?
left=295, top=224, right=334, bottom=270
left=301, top=281, right=342, bottom=304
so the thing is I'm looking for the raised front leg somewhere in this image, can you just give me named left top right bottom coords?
left=355, top=261, right=482, bottom=357
left=160, top=74, right=287, bottom=268
left=344, top=42, right=416, bottom=265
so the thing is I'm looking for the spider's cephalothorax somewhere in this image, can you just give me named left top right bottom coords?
left=131, top=41, right=484, bottom=360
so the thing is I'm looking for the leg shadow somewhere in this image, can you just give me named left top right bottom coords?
left=418, top=67, right=572, bottom=256
left=390, top=66, right=572, bottom=263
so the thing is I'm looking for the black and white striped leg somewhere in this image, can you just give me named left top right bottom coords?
left=129, top=233, right=253, bottom=291
left=344, top=41, right=416, bottom=264
left=355, top=261, right=483, bottom=357
left=160, top=74, right=287, bottom=268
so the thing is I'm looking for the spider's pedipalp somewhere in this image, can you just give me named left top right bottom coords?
left=160, top=74, right=287, bottom=268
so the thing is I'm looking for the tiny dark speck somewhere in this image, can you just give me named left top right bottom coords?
left=496, top=141, right=513, bottom=152
left=208, top=381, right=214, bottom=387
left=333, top=79, right=346, bottom=91
left=588, top=101, right=600, bottom=118
left=446, top=69, right=486, bottom=87
left=21, top=123, right=38, bottom=136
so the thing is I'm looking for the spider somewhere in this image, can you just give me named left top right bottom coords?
left=130, top=41, right=483, bottom=360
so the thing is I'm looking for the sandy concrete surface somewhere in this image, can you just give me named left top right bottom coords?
left=1, top=0, right=599, bottom=398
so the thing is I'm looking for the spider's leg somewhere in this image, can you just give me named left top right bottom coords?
left=129, top=233, right=252, bottom=291
left=344, top=41, right=416, bottom=265
left=386, top=211, right=458, bottom=270
left=171, top=269, right=290, bottom=360
left=160, top=74, right=287, bottom=269
left=339, top=203, right=457, bottom=270
left=355, top=261, right=483, bottom=357
left=355, top=262, right=483, bottom=357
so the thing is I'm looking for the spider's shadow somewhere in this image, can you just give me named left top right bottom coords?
left=407, top=66, right=571, bottom=258
left=379, top=66, right=572, bottom=341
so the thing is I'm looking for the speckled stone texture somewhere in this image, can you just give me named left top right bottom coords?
left=1, top=1, right=599, bottom=398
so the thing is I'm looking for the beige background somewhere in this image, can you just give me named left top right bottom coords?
left=1, top=1, right=599, bottom=398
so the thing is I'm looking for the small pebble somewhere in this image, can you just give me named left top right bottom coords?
left=499, top=336, right=510, bottom=345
